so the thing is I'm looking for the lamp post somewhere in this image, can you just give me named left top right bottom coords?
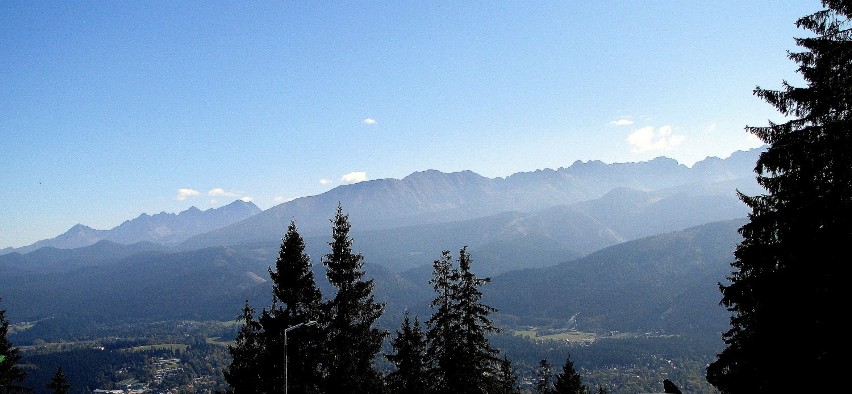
left=284, top=320, right=317, bottom=394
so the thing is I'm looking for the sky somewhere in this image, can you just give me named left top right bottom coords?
left=0, top=1, right=821, bottom=249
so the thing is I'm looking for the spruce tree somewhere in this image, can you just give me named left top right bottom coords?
left=321, top=204, right=387, bottom=393
left=261, top=220, right=323, bottom=393
left=534, top=359, right=553, bottom=394
left=385, top=311, right=428, bottom=394
left=225, top=221, right=325, bottom=393
left=0, top=300, right=29, bottom=394
left=492, top=356, right=520, bottom=394
left=707, top=2, right=851, bottom=393
left=552, top=354, right=587, bottom=394
left=45, top=368, right=70, bottom=394
left=454, top=247, right=499, bottom=391
left=426, top=247, right=499, bottom=394
left=224, top=302, right=265, bottom=393
left=425, top=250, right=458, bottom=393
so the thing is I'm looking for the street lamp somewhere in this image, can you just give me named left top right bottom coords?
left=284, top=320, right=317, bottom=394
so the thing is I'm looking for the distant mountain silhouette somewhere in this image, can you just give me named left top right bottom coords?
left=0, top=218, right=743, bottom=342
left=5, top=200, right=261, bottom=254
left=485, top=218, right=746, bottom=336
left=181, top=148, right=763, bottom=250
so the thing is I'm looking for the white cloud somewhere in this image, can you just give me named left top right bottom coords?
left=341, top=171, right=368, bottom=184
left=208, top=188, right=237, bottom=197
left=274, top=196, right=294, bottom=203
left=363, top=118, right=377, bottom=125
left=626, top=125, right=685, bottom=152
left=319, top=179, right=332, bottom=185
left=176, top=188, right=200, bottom=201
left=240, top=196, right=253, bottom=202
left=609, top=118, right=634, bottom=126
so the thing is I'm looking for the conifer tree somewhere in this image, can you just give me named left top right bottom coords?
left=225, top=221, right=326, bottom=393
left=492, top=356, right=520, bottom=394
left=454, top=247, right=499, bottom=391
left=224, top=302, right=265, bottom=393
left=261, top=220, right=323, bottom=393
left=534, top=359, right=553, bottom=394
left=0, top=300, right=29, bottom=394
left=45, top=368, right=70, bottom=394
left=321, top=204, right=387, bottom=393
left=426, top=247, right=499, bottom=394
left=425, top=250, right=458, bottom=393
left=552, top=354, right=587, bottom=394
left=385, top=311, right=428, bottom=394
left=707, top=2, right=851, bottom=392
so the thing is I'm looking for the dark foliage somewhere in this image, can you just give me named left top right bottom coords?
left=224, top=303, right=264, bottom=393
left=663, top=379, right=682, bottom=394
left=552, top=354, right=587, bottom=394
left=44, top=368, right=69, bottom=394
left=226, top=220, right=326, bottom=393
left=0, top=300, right=30, bottom=393
left=492, top=356, right=521, bottom=394
left=533, top=359, right=553, bottom=394
left=707, top=2, right=852, bottom=393
left=262, top=220, right=324, bottom=393
left=385, top=311, right=428, bottom=394
left=425, top=247, right=500, bottom=394
left=321, top=204, right=387, bottom=393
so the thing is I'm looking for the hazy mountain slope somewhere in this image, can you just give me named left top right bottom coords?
left=6, top=200, right=261, bottom=254
left=340, top=184, right=748, bottom=273
left=0, top=240, right=170, bottom=274
left=0, top=246, right=268, bottom=323
left=485, top=218, right=746, bottom=337
left=2, top=180, right=750, bottom=282
left=182, top=148, right=762, bottom=250
left=3, top=219, right=746, bottom=348
left=105, top=199, right=261, bottom=244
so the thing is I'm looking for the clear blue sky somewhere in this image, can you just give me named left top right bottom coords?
left=0, top=1, right=820, bottom=248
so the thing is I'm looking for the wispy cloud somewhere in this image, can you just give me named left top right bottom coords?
left=176, top=188, right=200, bottom=201
left=319, top=179, right=332, bottom=185
left=341, top=171, right=368, bottom=184
left=609, top=118, right=634, bottom=126
left=626, top=125, right=685, bottom=152
left=240, top=196, right=253, bottom=202
left=363, top=118, right=377, bottom=125
left=208, top=188, right=237, bottom=197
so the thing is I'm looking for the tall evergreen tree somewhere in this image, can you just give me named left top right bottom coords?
left=425, top=250, right=458, bottom=393
left=224, top=302, right=265, bottom=393
left=261, top=220, right=324, bottom=393
left=0, top=300, right=29, bottom=394
left=454, top=247, right=499, bottom=391
left=426, top=247, right=499, bottom=394
left=321, top=204, right=387, bottom=393
left=533, top=359, right=553, bottom=394
left=225, top=221, right=325, bottom=393
left=552, top=354, right=587, bottom=394
left=707, top=2, right=851, bottom=393
left=385, top=311, right=428, bottom=394
left=45, top=368, right=70, bottom=394
left=492, top=356, right=520, bottom=394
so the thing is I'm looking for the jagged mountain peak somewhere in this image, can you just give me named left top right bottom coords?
left=180, top=148, right=761, bottom=250
left=8, top=199, right=262, bottom=255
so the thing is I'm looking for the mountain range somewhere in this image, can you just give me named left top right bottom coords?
left=1, top=148, right=765, bottom=343
left=2, top=199, right=261, bottom=255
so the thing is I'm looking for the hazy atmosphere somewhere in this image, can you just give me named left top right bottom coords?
left=0, top=1, right=816, bottom=248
